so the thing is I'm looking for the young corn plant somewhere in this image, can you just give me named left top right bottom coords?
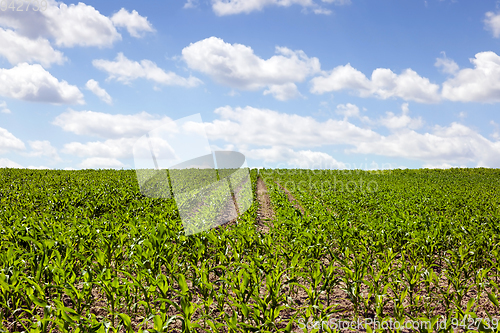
left=338, top=246, right=368, bottom=318
left=166, top=273, right=202, bottom=333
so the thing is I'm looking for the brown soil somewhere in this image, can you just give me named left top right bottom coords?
left=255, top=176, right=275, bottom=233
left=272, top=182, right=500, bottom=332
left=5, top=178, right=499, bottom=333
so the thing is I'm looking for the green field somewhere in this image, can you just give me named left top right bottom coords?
left=1, top=168, right=500, bottom=332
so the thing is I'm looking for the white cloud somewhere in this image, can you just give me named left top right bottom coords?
left=0, top=28, right=66, bottom=67
left=367, top=67, right=441, bottom=103
left=435, top=51, right=459, bottom=75
left=484, top=11, right=500, bottom=38
left=24, top=140, right=61, bottom=162
left=0, top=8, right=50, bottom=40
left=243, top=146, right=346, bottom=169
left=349, top=122, right=500, bottom=167
left=0, top=159, right=51, bottom=169
left=212, top=0, right=312, bottom=15
left=198, top=105, right=379, bottom=147
left=85, top=79, right=112, bottom=105
left=26, top=165, right=52, bottom=169
left=210, top=0, right=347, bottom=16
left=422, top=162, right=462, bottom=169
left=379, top=103, right=424, bottom=130
left=62, top=137, right=138, bottom=158
left=111, top=8, right=155, bottom=38
left=44, top=1, right=121, bottom=47
left=309, top=63, right=371, bottom=94
left=310, top=63, right=441, bottom=103
left=442, top=51, right=500, bottom=103
left=53, top=109, right=176, bottom=139
left=0, top=101, right=11, bottom=114
left=79, top=157, right=124, bottom=169
left=0, top=127, right=26, bottom=154
left=335, top=103, right=359, bottom=120
left=55, top=105, right=500, bottom=169
left=182, top=37, right=320, bottom=100
left=0, top=0, right=121, bottom=48
left=93, top=52, right=202, bottom=87
left=263, top=83, right=302, bottom=100
left=0, top=127, right=25, bottom=154
left=0, top=158, right=23, bottom=168
left=0, top=63, right=84, bottom=104
left=401, top=102, right=409, bottom=113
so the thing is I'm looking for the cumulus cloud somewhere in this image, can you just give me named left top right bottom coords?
left=442, top=51, right=500, bottom=103
left=93, top=53, right=202, bottom=87
left=111, top=8, right=155, bottom=38
left=484, top=11, right=500, bottom=38
left=310, top=63, right=441, bottom=103
left=379, top=103, right=424, bottom=130
left=335, top=103, right=360, bottom=120
left=0, top=63, right=84, bottom=104
left=85, top=79, right=113, bottom=105
left=0, top=160, right=52, bottom=169
left=203, top=105, right=500, bottom=167
left=54, top=105, right=500, bottom=169
left=24, top=140, right=61, bottom=162
left=62, top=137, right=139, bottom=159
left=210, top=0, right=348, bottom=16
left=0, top=127, right=25, bottom=154
left=435, top=51, right=459, bottom=75
left=0, top=158, right=23, bottom=168
left=422, top=162, right=462, bottom=169
left=182, top=37, right=320, bottom=100
left=243, top=146, right=346, bottom=169
left=0, top=8, right=50, bottom=40
left=349, top=122, right=500, bottom=167
left=0, top=0, right=121, bottom=48
left=26, top=165, right=52, bottom=169
left=263, top=83, right=302, bottom=101
left=78, top=157, right=124, bottom=169
left=53, top=109, right=176, bottom=139
left=44, top=1, right=121, bottom=47
left=0, top=28, right=66, bottom=67
left=198, top=105, right=379, bottom=147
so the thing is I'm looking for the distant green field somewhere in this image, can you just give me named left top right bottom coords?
left=1, top=168, right=500, bottom=332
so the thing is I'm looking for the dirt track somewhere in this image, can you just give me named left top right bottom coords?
left=255, top=176, right=274, bottom=233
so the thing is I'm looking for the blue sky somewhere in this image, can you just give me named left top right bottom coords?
left=0, top=0, right=499, bottom=170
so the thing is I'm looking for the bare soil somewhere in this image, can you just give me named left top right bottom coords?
left=255, top=176, right=275, bottom=233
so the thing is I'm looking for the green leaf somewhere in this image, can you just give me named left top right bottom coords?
left=488, top=292, right=499, bottom=308
left=118, top=313, right=133, bottom=333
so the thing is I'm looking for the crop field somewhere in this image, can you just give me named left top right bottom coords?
left=1, top=167, right=500, bottom=332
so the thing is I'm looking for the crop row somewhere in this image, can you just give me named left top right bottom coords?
left=1, top=167, right=500, bottom=332
left=259, top=168, right=500, bottom=329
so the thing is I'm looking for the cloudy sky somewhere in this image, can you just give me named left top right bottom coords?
left=0, top=0, right=499, bottom=170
